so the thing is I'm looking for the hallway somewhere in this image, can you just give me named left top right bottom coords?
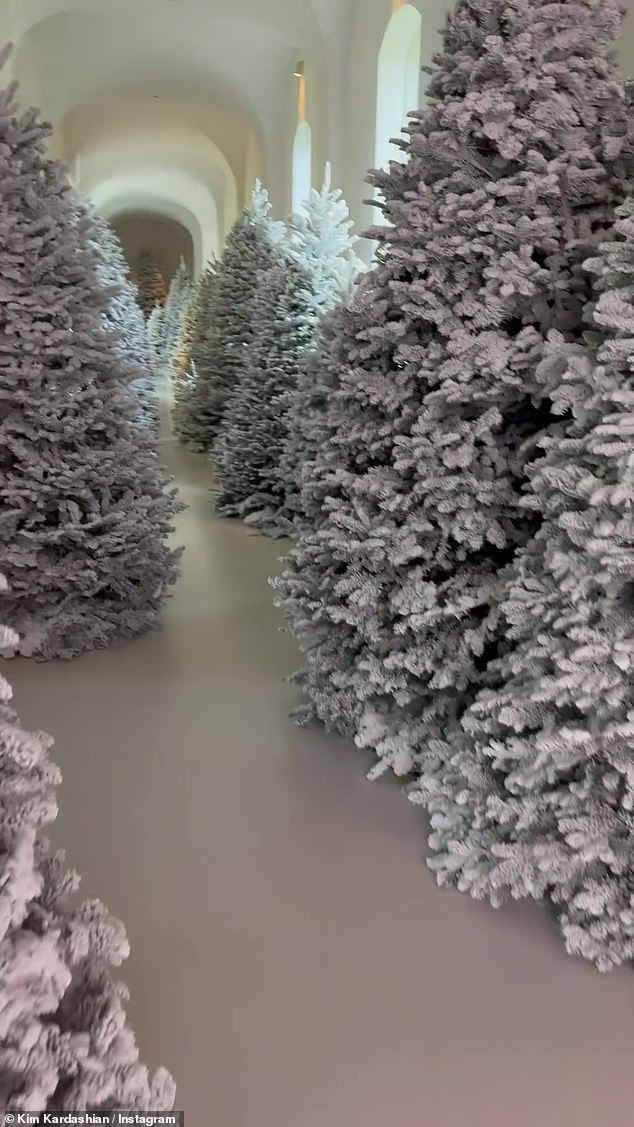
left=5, top=438, right=634, bottom=1127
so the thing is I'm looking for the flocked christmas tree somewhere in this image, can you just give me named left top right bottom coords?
left=172, top=261, right=215, bottom=382
left=136, top=250, right=166, bottom=319
left=155, top=258, right=191, bottom=372
left=0, top=578, right=175, bottom=1111
left=274, top=0, right=632, bottom=774
left=172, top=260, right=220, bottom=448
left=237, top=165, right=363, bottom=536
left=411, top=199, right=634, bottom=972
left=174, top=182, right=284, bottom=453
left=213, top=248, right=315, bottom=518
left=270, top=305, right=352, bottom=538
left=0, top=56, right=182, bottom=659
left=86, top=209, right=159, bottom=433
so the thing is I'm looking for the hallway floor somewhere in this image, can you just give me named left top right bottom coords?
left=6, top=436, right=634, bottom=1127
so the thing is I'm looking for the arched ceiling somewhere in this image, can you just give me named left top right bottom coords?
left=11, top=0, right=351, bottom=128
left=65, top=104, right=238, bottom=253
left=7, top=0, right=356, bottom=272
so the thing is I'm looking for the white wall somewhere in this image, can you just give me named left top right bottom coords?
left=340, top=0, right=448, bottom=255
left=113, top=213, right=195, bottom=280
left=8, top=0, right=634, bottom=265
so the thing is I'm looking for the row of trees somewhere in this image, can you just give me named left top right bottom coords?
left=0, top=51, right=182, bottom=661
left=87, top=212, right=161, bottom=433
left=134, top=251, right=167, bottom=319
left=173, top=171, right=363, bottom=538
left=147, top=259, right=192, bottom=374
left=271, top=0, right=634, bottom=972
left=167, top=0, right=634, bottom=973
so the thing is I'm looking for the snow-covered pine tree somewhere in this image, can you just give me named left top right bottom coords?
left=269, top=305, right=349, bottom=537
left=213, top=248, right=316, bottom=517
left=158, top=258, right=191, bottom=371
left=86, top=209, right=159, bottom=434
left=0, top=579, right=175, bottom=1111
left=411, top=199, right=634, bottom=972
left=136, top=250, right=165, bottom=319
left=172, top=260, right=220, bottom=449
left=175, top=182, right=284, bottom=453
left=273, top=0, right=631, bottom=772
left=240, top=165, right=363, bottom=536
left=0, top=55, right=182, bottom=659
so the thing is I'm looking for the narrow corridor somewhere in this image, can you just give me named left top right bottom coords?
left=6, top=438, right=634, bottom=1127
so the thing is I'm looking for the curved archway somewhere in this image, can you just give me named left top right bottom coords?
left=292, top=121, right=313, bottom=213
left=112, top=212, right=195, bottom=281
left=375, top=4, right=422, bottom=173
left=88, top=168, right=218, bottom=274
left=10, top=1, right=335, bottom=217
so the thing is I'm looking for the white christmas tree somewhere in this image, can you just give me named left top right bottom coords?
left=413, top=199, right=634, bottom=972
left=156, top=258, right=191, bottom=371
left=171, top=263, right=214, bottom=382
left=86, top=209, right=160, bottom=434
left=0, top=576, right=175, bottom=1111
left=213, top=247, right=316, bottom=518
left=273, top=0, right=631, bottom=776
left=174, top=182, right=284, bottom=453
left=172, top=260, right=220, bottom=449
left=0, top=54, right=182, bottom=659
left=271, top=305, right=351, bottom=538
left=136, top=251, right=166, bottom=319
left=241, top=165, right=363, bottom=536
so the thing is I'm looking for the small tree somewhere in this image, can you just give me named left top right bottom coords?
left=273, top=0, right=631, bottom=768
left=175, top=182, right=284, bottom=453
left=0, top=60, right=182, bottom=659
left=87, top=210, right=159, bottom=434
left=413, top=200, right=634, bottom=972
left=136, top=251, right=166, bottom=318
left=0, top=580, right=175, bottom=1111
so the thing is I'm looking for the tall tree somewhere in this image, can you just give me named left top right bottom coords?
left=174, top=182, right=284, bottom=453
left=0, top=579, right=175, bottom=1111
left=270, top=306, right=350, bottom=538
left=86, top=210, right=159, bottom=433
left=172, top=260, right=220, bottom=449
left=412, top=200, right=634, bottom=971
left=274, top=0, right=631, bottom=775
left=254, top=169, right=362, bottom=537
left=0, top=59, right=182, bottom=659
left=172, top=261, right=215, bottom=382
left=157, top=258, right=191, bottom=371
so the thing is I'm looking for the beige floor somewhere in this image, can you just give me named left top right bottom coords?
left=7, top=432, right=634, bottom=1127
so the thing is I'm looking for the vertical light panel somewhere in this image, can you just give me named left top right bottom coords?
left=291, top=62, right=312, bottom=212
